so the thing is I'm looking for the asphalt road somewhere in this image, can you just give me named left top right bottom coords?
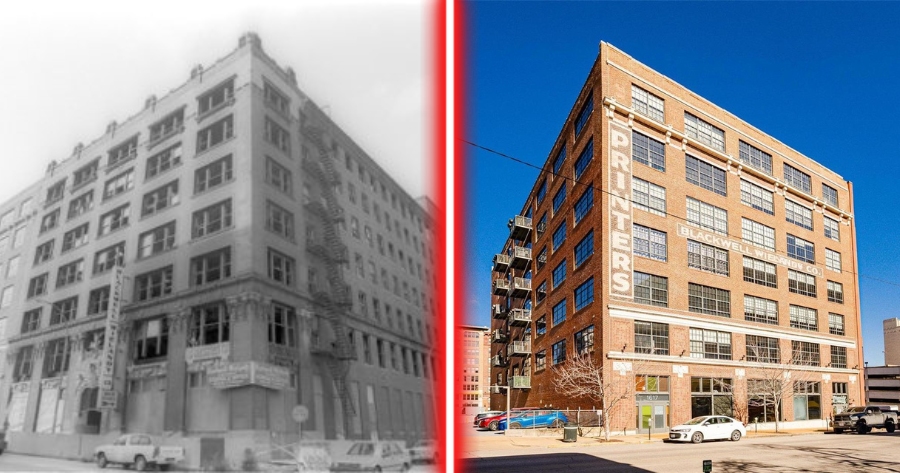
left=463, top=432, right=900, bottom=473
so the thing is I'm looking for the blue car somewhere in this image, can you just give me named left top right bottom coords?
left=498, top=410, right=568, bottom=430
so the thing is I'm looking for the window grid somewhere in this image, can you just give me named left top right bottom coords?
left=573, top=188, right=594, bottom=223
left=634, top=272, right=668, bottom=307
left=536, top=180, right=547, bottom=203
left=824, top=217, right=840, bottom=241
left=783, top=164, right=812, bottom=193
left=746, top=335, right=780, bottom=363
left=827, top=281, right=844, bottom=304
left=689, top=328, right=732, bottom=360
left=574, top=325, right=595, bottom=356
left=688, top=283, right=730, bottom=317
left=822, top=184, right=838, bottom=207
left=138, top=222, right=176, bottom=259
left=551, top=260, right=567, bottom=289
left=686, top=155, right=727, bottom=196
left=826, top=249, right=842, bottom=272
left=789, top=305, right=818, bottom=331
left=632, top=131, right=665, bottom=171
left=740, top=180, right=774, bottom=215
left=191, top=248, right=232, bottom=286
left=552, top=148, right=566, bottom=174
left=135, top=266, right=173, bottom=301
left=98, top=204, right=131, bottom=236
left=633, top=177, right=666, bottom=216
left=788, top=270, right=817, bottom=298
left=792, top=341, right=820, bottom=366
left=632, top=85, right=664, bottom=122
left=787, top=234, right=815, bottom=263
left=744, top=295, right=778, bottom=325
left=574, top=93, right=592, bottom=136
left=830, top=346, right=847, bottom=369
left=103, top=168, right=135, bottom=200
left=687, top=240, right=729, bottom=276
left=93, top=242, right=124, bottom=274
left=56, top=260, right=84, bottom=288
left=684, top=112, right=725, bottom=152
left=192, top=199, right=233, bottom=239
left=743, top=256, right=777, bottom=288
left=552, top=224, right=566, bottom=252
left=738, top=141, right=773, bottom=175
left=141, top=180, right=179, bottom=217
left=829, top=313, right=845, bottom=336
left=574, top=277, right=594, bottom=311
left=633, top=224, right=667, bottom=262
left=196, top=115, right=234, bottom=152
left=552, top=299, right=567, bottom=326
left=552, top=184, right=567, bottom=214
left=687, top=198, right=728, bottom=235
left=552, top=340, right=567, bottom=365
left=785, top=200, right=813, bottom=230
left=635, top=321, right=669, bottom=355
left=574, top=140, right=593, bottom=179
left=574, top=231, right=594, bottom=267
left=194, top=155, right=233, bottom=194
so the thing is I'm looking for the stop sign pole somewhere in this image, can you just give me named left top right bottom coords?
left=292, top=405, right=309, bottom=470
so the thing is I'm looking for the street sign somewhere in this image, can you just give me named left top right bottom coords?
left=293, top=405, right=309, bottom=423
left=703, top=459, right=712, bottom=473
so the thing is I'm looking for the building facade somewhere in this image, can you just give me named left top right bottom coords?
left=883, top=318, right=900, bottom=366
left=0, top=33, right=437, bottom=467
left=489, top=42, right=864, bottom=432
left=865, top=365, right=900, bottom=408
left=457, top=325, right=489, bottom=419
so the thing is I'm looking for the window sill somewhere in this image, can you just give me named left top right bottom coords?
left=105, top=154, right=137, bottom=175
left=147, top=126, right=185, bottom=151
left=70, top=177, right=98, bottom=195
left=189, top=224, right=235, bottom=245
left=196, top=97, right=236, bottom=124
left=193, top=176, right=235, bottom=199
left=140, top=201, right=181, bottom=222
left=144, top=160, right=183, bottom=185
left=195, top=135, right=236, bottom=158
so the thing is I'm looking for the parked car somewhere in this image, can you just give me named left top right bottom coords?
left=499, top=410, right=569, bottom=430
left=94, top=433, right=185, bottom=471
left=833, top=405, right=898, bottom=434
left=330, top=440, right=411, bottom=472
left=477, top=408, right=538, bottom=431
left=473, top=411, right=504, bottom=427
left=408, top=439, right=437, bottom=464
left=668, top=415, right=746, bottom=443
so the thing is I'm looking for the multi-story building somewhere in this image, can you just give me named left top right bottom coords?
left=457, top=324, right=489, bottom=420
left=489, top=42, right=864, bottom=433
left=865, top=365, right=900, bottom=408
left=0, top=33, right=436, bottom=467
left=883, top=318, right=900, bottom=366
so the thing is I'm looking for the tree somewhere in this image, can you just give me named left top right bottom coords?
left=745, top=341, right=818, bottom=433
left=552, top=354, right=635, bottom=441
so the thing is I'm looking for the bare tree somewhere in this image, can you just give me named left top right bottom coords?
left=745, top=342, right=818, bottom=432
left=552, top=354, right=635, bottom=441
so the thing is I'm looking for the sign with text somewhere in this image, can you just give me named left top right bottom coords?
left=609, top=119, right=634, bottom=298
left=207, top=361, right=291, bottom=390
left=99, top=264, right=125, bottom=405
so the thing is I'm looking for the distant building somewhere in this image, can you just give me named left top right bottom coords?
left=866, top=366, right=900, bottom=408
left=884, top=318, right=900, bottom=366
left=457, top=325, right=489, bottom=418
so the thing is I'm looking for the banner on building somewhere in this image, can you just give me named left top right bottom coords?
left=99, top=261, right=125, bottom=409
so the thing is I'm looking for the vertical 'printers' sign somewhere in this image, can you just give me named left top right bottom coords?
left=99, top=260, right=125, bottom=408
left=608, top=119, right=633, bottom=299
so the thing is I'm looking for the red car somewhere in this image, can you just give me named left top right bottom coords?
left=478, top=408, right=538, bottom=431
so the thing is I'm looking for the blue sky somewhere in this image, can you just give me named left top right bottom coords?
left=464, top=1, right=900, bottom=366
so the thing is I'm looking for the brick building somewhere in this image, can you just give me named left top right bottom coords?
left=0, top=33, right=437, bottom=467
left=456, top=325, right=490, bottom=419
left=489, top=42, right=864, bottom=433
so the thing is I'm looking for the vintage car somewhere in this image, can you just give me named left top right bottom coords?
left=94, top=433, right=185, bottom=471
left=408, top=439, right=437, bottom=464
left=330, top=440, right=411, bottom=472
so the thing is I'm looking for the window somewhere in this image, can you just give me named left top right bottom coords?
left=196, top=115, right=234, bottom=152
left=574, top=325, right=594, bottom=356
left=264, top=81, right=290, bottom=114
left=87, top=286, right=110, bottom=315
left=788, top=269, right=819, bottom=299
left=198, top=78, right=234, bottom=116
left=792, top=341, right=820, bottom=366
left=684, top=112, right=725, bottom=152
left=632, top=131, right=665, bottom=171
left=50, top=297, right=78, bottom=325
left=268, top=248, right=295, bottom=285
left=633, top=224, right=666, bottom=261
left=0, top=285, right=12, bottom=307
left=827, top=281, right=844, bottom=304
left=266, top=157, right=292, bottom=195
left=573, top=188, right=593, bottom=223
left=826, top=249, right=841, bottom=272
left=635, top=321, right=669, bottom=355
left=691, top=377, right=734, bottom=418
left=687, top=240, right=729, bottom=276
left=266, top=201, right=294, bottom=240
left=574, top=93, right=592, bottom=136
left=744, top=295, right=778, bottom=325
left=188, top=302, right=230, bottom=346
left=146, top=143, right=183, bottom=181
left=634, top=272, right=667, bottom=307
left=574, top=277, right=594, bottom=311
left=44, top=337, right=72, bottom=377
left=743, top=257, right=777, bottom=288
left=264, top=117, right=291, bottom=153
left=830, top=346, right=847, bottom=369
left=690, top=328, right=732, bottom=360
left=824, top=217, right=840, bottom=241
left=741, top=218, right=775, bottom=250
left=34, top=240, right=54, bottom=265
left=192, top=199, right=233, bottom=238
left=552, top=300, right=566, bottom=326
left=822, top=184, right=838, bottom=207
left=141, top=180, right=179, bottom=217
left=552, top=340, right=566, bottom=365
left=138, top=222, right=176, bottom=259
left=631, top=85, right=664, bottom=122
left=72, top=159, right=99, bottom=189
left=787, top=234, right=815, bottom=263
left=686, top=155, right=727, bottom=196
left=68, top=191, right=94, bottom=219
left=535, top=315, right=547, bottom=336
left=46, top=179, right=66, bottom=206
left=783, top=164, right=812, bottom=193
left=574, top=231, right=593, bottom=267
left=687, top=197, right=728, bottom=235
left=134, top=266, right=174, bottom=301
left=103, top=168, right=134, bottom=200
left=27, top=273, right=48, bottom=299
left=133, top=317, right=169, bottom=362
left=40, top=209, right=60, bottom=234
left=552, top=148, right=566, bottom=175
left=268, top=303, right=297, bottom=347
left=191, top=247, right=232, bottom=286
left=56, top=259, right=84, bottom=288
left=733, top=140, right=774, bottom=174
left=789, top=305, right=818, bottom=331
left=149, top=108, right=184, bottom=144
left=5, top=256, right=17, bottom=278
left=535, top=350, right=546, bottom=371
left=740, top=180, right=774, bottom=215
left=633, top=177, right=666, bottom=216
left=746, top=335, right=780, bottom=363
left=785, top=200, right=813, bottom=231
left=573, top=140, right=593, bottom=178
left=635, top=375, right=669, bottom=393
left=536, top=180, right=547, bottom=203
left=552, top=223, right=566, bottom=251
left=688, top=283, right=730, bottom=317
left=93, top=242, right=124, bottom=274
left=194, top=155, right=233, bottom=194
left=552, top=184, right=566, bottom=214
left=829, top=313, right=845, bottom=336
left=536, top=281, right=547, bottom=303
left=98, top=204, right=130, bottom=236
left=551, top=260, right=566, bottom=289
left=107, top=136, right=138, bottom=169
left=22, top=308, right=41, bottom=333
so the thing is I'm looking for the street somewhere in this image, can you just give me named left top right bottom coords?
left=463, top=429, right=900, bottom=472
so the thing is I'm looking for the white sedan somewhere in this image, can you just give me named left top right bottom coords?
left=668, top=415, right=746, bottom=443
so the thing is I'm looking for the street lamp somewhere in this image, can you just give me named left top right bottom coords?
left=488, top=384, right=512, bottom=436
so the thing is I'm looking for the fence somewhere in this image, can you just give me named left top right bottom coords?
left=504, top=409, right=602, bottom=431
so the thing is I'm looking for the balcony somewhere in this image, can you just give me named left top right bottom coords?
left=508, top=215, right=532, bottom=241
left=492, top=355, right=507, bottom=367
left=510, top=375, right=531, bottom=389
left=493, top=278, right=510, bottom=296
left=492, top=253, right=510, bottom=273
left=509, top=246, right=532, bottom=270
left=508, top=308, right=532, bottom=326
left=492, top=329, right=508, bottom=343
left=509, top=277, right=532, bottom=298
left=507, top=340, right=531, bottom=357
left=492, top=304, right=507, bottom=319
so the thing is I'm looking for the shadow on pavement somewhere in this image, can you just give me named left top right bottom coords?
left=713, top=440, right=900, bottom=473
left=463, top=453, right=654, bottom=472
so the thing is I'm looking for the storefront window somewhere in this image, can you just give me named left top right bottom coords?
left=691, top=377, right=733, bottom=417
left=793, top=381, right=821, bottom=420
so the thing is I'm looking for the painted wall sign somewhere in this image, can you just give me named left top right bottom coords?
left=207, top=361, right=292, bottom=390
left=609, top=119, right=634, bottom=298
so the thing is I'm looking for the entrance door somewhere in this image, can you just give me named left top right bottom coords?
left=635, top=401, right=669, bottom=434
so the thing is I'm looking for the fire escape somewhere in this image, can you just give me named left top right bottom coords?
left=491, top=215, right=533, bottom=403
left=300, top=119, right=356, bottom=431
